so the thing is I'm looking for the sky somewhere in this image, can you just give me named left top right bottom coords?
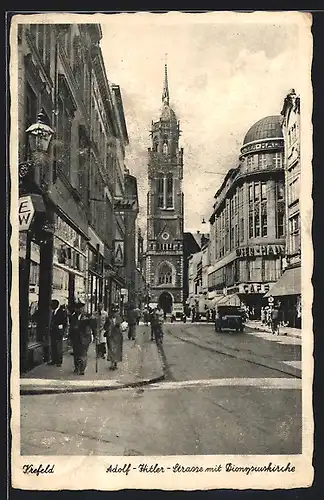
left=99, top=12, right=304, bottom=235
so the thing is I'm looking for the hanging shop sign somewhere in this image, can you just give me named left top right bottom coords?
left=236, top=245, right=285, bottom=258
left=19, top=196, right=35, bottom=231
left=120, top=288, right=129, bottom=302
left=114, top=240, right=125, bottom=267
left=227, top=283, right=271, bottom=295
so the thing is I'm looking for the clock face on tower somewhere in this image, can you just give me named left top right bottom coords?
left=161, top=231, right=170, bottom=241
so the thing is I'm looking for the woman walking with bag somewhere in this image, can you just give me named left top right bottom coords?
left=105, top=304, right=123, bottom=371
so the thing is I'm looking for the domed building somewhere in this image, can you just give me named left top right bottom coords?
left=208, top=115, right=286, bottom=319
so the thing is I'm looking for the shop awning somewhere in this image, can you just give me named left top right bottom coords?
left=217, top=294, right=241, bottom=306
left=264, top=267, right=301, bottom=297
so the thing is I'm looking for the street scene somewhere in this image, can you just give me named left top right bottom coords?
left=21, top=322, right=301, bottom=456
left=14, top=13, right=307, bottom=460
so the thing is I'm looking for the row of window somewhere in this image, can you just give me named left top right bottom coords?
left=26, top=25, right=117, bottom=209
left=213, top=180, right=285, bottom=260
left=208, top=256, right=282, bottom=288
left=148, top=242, right=182, bottom=251
left=244, top=152, right=283, bottom=172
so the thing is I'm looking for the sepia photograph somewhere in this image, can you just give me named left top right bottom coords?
left=10, top=10, right=313, bottom=490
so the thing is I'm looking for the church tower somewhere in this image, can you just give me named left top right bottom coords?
left=146, top=64, right=184, bottom=316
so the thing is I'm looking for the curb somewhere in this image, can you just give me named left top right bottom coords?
left=20, top=373, right=165, bottom=396
left=246, top=324, right=302, bottom=339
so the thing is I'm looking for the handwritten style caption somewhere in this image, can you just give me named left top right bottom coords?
left=106, top=462, right=296, bottom=476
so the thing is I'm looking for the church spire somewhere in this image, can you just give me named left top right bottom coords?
left=162, top=61, right=169, bottom=106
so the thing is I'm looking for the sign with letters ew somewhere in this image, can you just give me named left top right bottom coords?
left=19, top=196, right=35, bottom=231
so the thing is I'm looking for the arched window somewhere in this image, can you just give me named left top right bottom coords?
left=153, top=138, right=159, bottom=152
left=163, top=142, right=168, bottom=154
left=157, top=262, right=173, bottom=285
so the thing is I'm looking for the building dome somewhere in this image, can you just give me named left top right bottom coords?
left=243, top=115, right=283, bottom=146
left=160, top=103, right=177, bottom=122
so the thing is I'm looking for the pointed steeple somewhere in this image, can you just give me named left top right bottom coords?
left=162, top=62, right=169, bottom=106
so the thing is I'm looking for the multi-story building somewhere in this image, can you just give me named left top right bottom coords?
left=145, top=64, right=184, bottom=317
left=183, top=232, right=202, bottom=305
left=208, top=115, right=286, bottom=319
left=265, top=90, right=301, bottom=327
left=17, top=23, right=132, bottom=371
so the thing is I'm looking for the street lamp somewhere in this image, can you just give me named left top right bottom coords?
left=19, top=109, right=55, bottom=371
left=26, top=108, right=55, bottom=153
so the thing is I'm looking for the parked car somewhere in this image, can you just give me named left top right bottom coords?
left=214, top=305, right=245, bottom=333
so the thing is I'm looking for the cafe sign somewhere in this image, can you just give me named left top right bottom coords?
left=19, top=196, right=35, bottom=231
left=227, top=283, right=271, bottom=295
left=236, top=245, right=284, bottom=258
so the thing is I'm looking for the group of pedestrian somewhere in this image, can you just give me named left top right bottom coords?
left=145, top=305, right=165, bottom=343
left=260, top=304, right=282, bottom=335
left=47, top=299, right=124, bottom=375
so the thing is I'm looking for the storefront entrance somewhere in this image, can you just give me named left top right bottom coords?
left=158, top=291, right=173, bottom=314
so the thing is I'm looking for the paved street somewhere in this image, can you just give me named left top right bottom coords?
left=20, top=323, right=301, bottom=456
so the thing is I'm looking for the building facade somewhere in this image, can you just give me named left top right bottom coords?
left=208, top=115, right=286, bottom=319
left=265, top=90, right=301, bottom=327
left=145, top=65, right=184, bottom=316
left=17, top=23, right=132, bottom=371
left=183, top=232, right=203, bottom=305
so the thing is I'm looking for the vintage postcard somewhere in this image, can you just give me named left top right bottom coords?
left=9, top=10, right=313, bottom=491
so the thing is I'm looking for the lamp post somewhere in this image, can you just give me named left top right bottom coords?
left=19, top=109, right=55, bottom=371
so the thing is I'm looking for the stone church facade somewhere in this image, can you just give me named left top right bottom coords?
left=145, top=64, right=184, bottom=316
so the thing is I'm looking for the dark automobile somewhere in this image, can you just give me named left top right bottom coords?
left=214, top=305, right=245, bottom=332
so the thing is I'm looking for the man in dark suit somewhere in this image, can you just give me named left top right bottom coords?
left=48, top=299, right=68, bottom=367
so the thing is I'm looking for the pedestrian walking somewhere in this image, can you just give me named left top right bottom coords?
left=105, top=304, right=123, bottom=370
left=69, top=301, right=93, bottom=375
left=93, top=302, right=108, bottom=359
left=270, top=305, right=280, bottom=335
left=48, top=299, right=68, bottom=367
left=155, top=304, right=165, bottom=343
left=126, top=303, right=138, bottom=340
left=149, top=307, right=156, bottom=341
left=260, top=306, right=266, bottom=325
left=143, top=307, right=149, bottom=325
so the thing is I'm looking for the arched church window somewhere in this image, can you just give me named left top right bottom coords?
left=158, top=262, right=173, bottom=285
left=153, top=138, right=159, bottom=152
left=157, top=177, right=164, bottom=208
left=163, top=142, right=168, bottom=155
left=166, top=175, right=173, bottom=208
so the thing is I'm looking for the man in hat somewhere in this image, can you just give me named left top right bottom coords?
left=69, top=301, right=93, bottom=375
left=48, top=299, right=68, bottom=367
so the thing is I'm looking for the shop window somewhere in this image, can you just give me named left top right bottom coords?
left=249, top=257, right=262, bottom=281
left=263, top=258, right=281, bottom=282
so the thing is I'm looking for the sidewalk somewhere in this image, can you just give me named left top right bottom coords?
left=245, top=320, right=302, bottom=339
left=20, top=325, right=164, bottom=395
